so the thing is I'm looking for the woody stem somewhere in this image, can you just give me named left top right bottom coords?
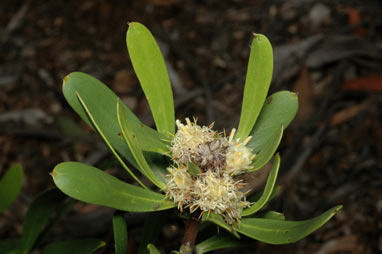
left=180, top=217, right=201, bottom=254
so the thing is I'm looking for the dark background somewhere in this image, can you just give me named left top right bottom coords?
left=1, top=0, right=381, bottom=253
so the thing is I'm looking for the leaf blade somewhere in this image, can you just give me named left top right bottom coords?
left=52, top=162, right=175, bottom=212
left=0, top=163, right=23, bottom=213
left=248, top=91, right=298, bottom=153
left=127, top=22, right=175, bottom=135
left=113, top=211, right=128, bottom=254
left=242, top=154, right=280, bottom=217
left=247, top=126, right=283, bottom=172
left=147, top=243, right=161, bottom=254
left=117, top=100, right=166, bottom=189
left=195, top=235, right=241, bottom=254
left=138, top=211, right=168, bottom=254
left=236, top=34, right=273, bottom=140
left=260, top=211, right=285, bottom=221
left=76, top=92, right=146, bottom=189
left=20, top=188, right=66, bottom=253
left=43, top=239, right=105, bottom=254
left=62, top=72, right=168, bottom=156
left=201, top=213, right=240, bottom=239
left=0, top=238, right=20, bottom=254
left=237, top=206, right=342, bottom=244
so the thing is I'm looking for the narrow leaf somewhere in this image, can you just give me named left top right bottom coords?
left=43, top=239, right=105, bottom=254
left=52, top=162, right=175, bottom=212
left=0, top=163, right=23, bottom=213
left=195, top=235, right=241, bottom=254
left=260, top=211, right=285, bottom=221
left=247, top=125, right=283, bottom=172
left=202, top=213, right=240, bottom=239
left=147, top=243, right=161, bottom=254
left=186, top=161, right=202, bottom=176
left=138, top=211, right=168, bottom=254
left=242, top=154, right=280, bottom=217
left=144, top=152, right=169, bottom=185
left=0, top=239, right=20, bottom=254
left=237, top=205, right=342, bottom=244
left=62, top=72, right=169, bottom=156
left=113, top=211, right=128, bottom=254
left=20, top=188, right=66, bottom=253
left=127, top=22, right=175, bottom=135
left=236, top=34, right=273, bottom=140
left=248, top=185, right=281, bottom=203
left=76, top=92, right=146, bottom=189
left=117, top=100, right=166, bottom=189
left=248, top=91, right=298, bottom=153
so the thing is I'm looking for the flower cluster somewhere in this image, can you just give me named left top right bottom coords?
left=165, top=118, right=255, bottom=224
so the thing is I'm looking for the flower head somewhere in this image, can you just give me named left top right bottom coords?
left=165, top=118, right=255, bottom=223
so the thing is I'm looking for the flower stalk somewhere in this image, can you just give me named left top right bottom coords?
left=180, top=217, right=201, bottom=254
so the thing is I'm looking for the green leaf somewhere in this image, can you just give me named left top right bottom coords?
left=138, top=211, right=168, bottom=254
left=186, top=161, right=202, bottom=176
left=236, top=34, right=273, bottom=141
left=195, top=235, right=241, bottom=254
left=144, top=152, right=169, bottom=185
left=0, top=239, right=20, bottom=254
left=75, top=92, right=146, bottom=189
left=20, top=188, right=66, bottom=253
left=248, top=125, right=283, bottom=172
left=248, top=91, right=298, bottom=153
left=113, top=211, right=128, bottom=254
left=202, top=213, right=240, bottom=239
left=117, top=100, right=166, bottom=189
left=62, top=72, right=169, bottom=156
left=55, top=116, right=90, bottom=139
left=0, top=163, right=23, bottom=213
left=147, top=243, right=161, bottom=254
left=127, top=22, right=175, bottom=135
left=248, top=185, right=280, bottom=203
left=260, top=211, right=285, bottom=221
left=237, top=205, right=342, bottom=244
left=242, top=154, right=280, bottom=217
left=43, top=239, right=105, bottom=254
left=52, top=162, right=176, bottom=212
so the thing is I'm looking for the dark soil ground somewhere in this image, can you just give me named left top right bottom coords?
left=1, top=0, right=381, bottom=253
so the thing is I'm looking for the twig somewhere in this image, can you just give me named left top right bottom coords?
left=281, top=123, right=326, bottom=186
left=281, top=61, right=348, bottom=171
left=180, top=217, right=201, bottom=254
left=2, top=0, right=31, bottom=42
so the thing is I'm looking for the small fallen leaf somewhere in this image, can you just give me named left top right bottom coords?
left=292, top=67, right=315, bottom=125
left=330, top=104, right=366, bottom=126
left=341, top=75, right=382, bottom=92
left=347, top=8, right=367, bottom=37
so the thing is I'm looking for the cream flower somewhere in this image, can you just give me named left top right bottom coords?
left=165, top=119, right=254, bottom=224
left=165, top=165, right=193, bottom=212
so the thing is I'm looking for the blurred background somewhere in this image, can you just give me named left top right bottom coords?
left=1, top=0, right=381, bottom=253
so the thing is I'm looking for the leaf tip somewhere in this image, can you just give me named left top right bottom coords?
left=50, top=169, right=57, bottom=178
left=335, top=205, right=343, bottom=212
left=63, top=74, right=70, bottom=84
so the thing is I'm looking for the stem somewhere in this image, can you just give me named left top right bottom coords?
left=180, top=217, right=201, bottom=254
